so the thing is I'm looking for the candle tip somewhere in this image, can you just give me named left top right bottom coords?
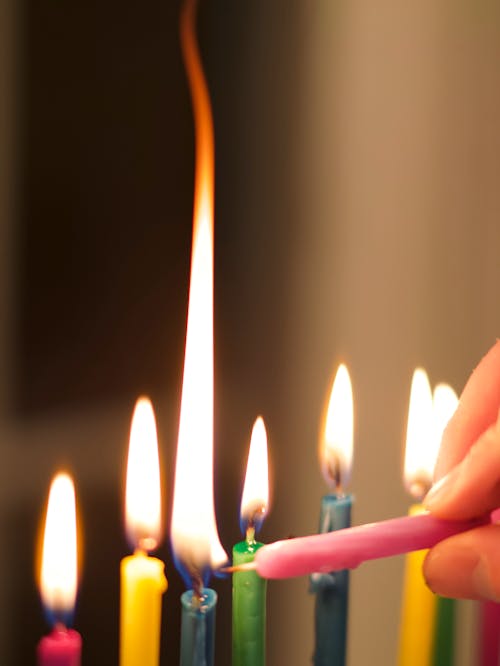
left=220, top=561, right=257, bottom=574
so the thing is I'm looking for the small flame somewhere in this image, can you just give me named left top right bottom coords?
left=170, top=0, right=227, bottom=588
left=240, top=417, right=269, bottom=535
left=404, top=368, right=434, bottom=499
left=432, top=383, right=458, bottom=455
left=320, top=364, right=354, bottom=491
left=40, top=473, right=78, bottom=626
left=125, top=397, right=162, bottom=552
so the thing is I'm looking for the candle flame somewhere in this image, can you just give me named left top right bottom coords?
left=404, top=368, right=435, bottom=499
left=170, top=0, right=227, bottom=588
left=240, top=417, right=269, bottom=535
left=432, top=383, right=458, bottom=451
left=40, top=473, right=78, bottom=626
left=320, top=364, right=354, bottom=491
left=125, top=397, right=162, bottom=551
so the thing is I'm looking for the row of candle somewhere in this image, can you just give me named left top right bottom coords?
left=37, top=358, right=485, bottom=666
left=36, top=399, right=269, bottom=666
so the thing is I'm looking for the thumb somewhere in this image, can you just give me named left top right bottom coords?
left=424, top=525, right=500, bottom=601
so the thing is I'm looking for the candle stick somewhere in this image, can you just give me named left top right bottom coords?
left=310, top=364, right=353, bottom=666
left=478, top=601, right=500, bottom=666
left=233, top=417, right=269, bottom=666
left=398, top=369, right=437, bottom=666
left=224, top=511, right=489, bottom=579
left=37, top=473, right=82, bottom=666
left=120, top=397, right=167, bottom=666
left=432, top=597, right=455, bottom=666
left=171, top=2, right=228, bottom=662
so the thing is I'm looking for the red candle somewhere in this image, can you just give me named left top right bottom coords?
left=38, top=473, right=82, bottom=666
left=38, top=627, right=81, bottom=666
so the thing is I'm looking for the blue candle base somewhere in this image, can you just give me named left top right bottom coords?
left=180, top=588, right=217, bottom=666
left=310, top=494, right=352, bottom=666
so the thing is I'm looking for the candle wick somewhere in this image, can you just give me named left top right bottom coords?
left=137, top=536, right=158, bottom=553
left=326, top=456, right=343, bottom=492
left=409, top=478, right=431, bottom=502
left=191, top=573, right=203, bottom=607
left=246, top=524, right=256, bottom=545
left=53, top=622, right=67, bottom=633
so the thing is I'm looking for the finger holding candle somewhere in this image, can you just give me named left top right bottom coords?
left=38, top=472, right=82, bottom=666
left=233, top=416, right=269, bottom=666
left=423, top=410, right=500, bottom=601
left=425, top=410, right=500, bottom=520
left=222, top=512, right=489, bottom=579
left=434, top=340, right=500, bottom=480
left=120, top=397, right=167, bottom=666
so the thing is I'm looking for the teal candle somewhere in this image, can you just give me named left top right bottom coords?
left=232, top=534, right=267, bottom=666
left=312, top=363, right=354, bottom=666
left=310, top=494, right=352, bottom=666
left=180, top=588, right=217, bottom=666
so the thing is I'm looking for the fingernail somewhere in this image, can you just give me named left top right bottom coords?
left=424, top=467, right=459, bottom=509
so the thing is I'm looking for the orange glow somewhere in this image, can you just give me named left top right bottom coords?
left=170, top=0, right=227, bottom=578
left=404, top=368, right=434, bottom=498
left=320, top=364, right=354, bottom=490
left=125, top=397, right=162, bottom=551
left=240, top=417, right=269, bottom=525
left=40, top=473, right=78, bottom=615
left=432, top=383, right=458, bottom=451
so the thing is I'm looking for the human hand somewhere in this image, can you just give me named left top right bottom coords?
left=423, top=340, right=500, bottom=601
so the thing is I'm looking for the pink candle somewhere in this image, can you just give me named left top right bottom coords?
left=478, top=601, right=500, bottom=666
left=231, top=512, right=488, bottom=579
left=38, top=474, right=82, bottom=666
left=38, top=627, right=81, bottom=666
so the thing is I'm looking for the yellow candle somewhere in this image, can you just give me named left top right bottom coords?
left=120, top=551, right=167, bottom=666
left=398, top=504, right=437, bottom=666
left=398, top=369, right=438, bottom=666
left=120, top=397, right=167, bottom=666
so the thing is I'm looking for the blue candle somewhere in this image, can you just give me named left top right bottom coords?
left=180, top=589, right=217, bottom=666
left=310, top=495, right=352, bottom=666
left=311, top=364, right=354, bottom=666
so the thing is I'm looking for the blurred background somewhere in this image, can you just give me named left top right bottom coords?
left=1, top=0, right=500, bottom=663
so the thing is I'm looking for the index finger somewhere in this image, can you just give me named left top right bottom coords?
left=434, top=340, right=500, bottom=480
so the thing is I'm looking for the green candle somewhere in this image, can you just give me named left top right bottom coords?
left=232, top=417, right=269, bottom=666
left=431, top=597, right=455, bottom=666
left=232, top=530, right=267, bottom=666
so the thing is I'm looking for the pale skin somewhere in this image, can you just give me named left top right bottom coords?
left=423, top=340, right=500, bottom=601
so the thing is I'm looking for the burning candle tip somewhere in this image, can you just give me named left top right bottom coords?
left=221, top=561, right=257, bottom=574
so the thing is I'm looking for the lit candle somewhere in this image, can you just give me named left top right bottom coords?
left=310, top=364, right=353, bottom=666
left=120, top=397, right=167, bottom=666
left=170, top=5, right=228, bottom=662
left=398, top=368, right=437, bottom=666
left=225, top=511, right=488, bottom=579
left=232, top=416, right=270, bottom=666
left=431, top=384, right=458, bottom=666
left=37, top=472, right=82, bottom=666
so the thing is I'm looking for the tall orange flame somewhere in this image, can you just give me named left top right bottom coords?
left=180, top=0, right=214, bottom=243
left=170, top=0, right=227, bottom=587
